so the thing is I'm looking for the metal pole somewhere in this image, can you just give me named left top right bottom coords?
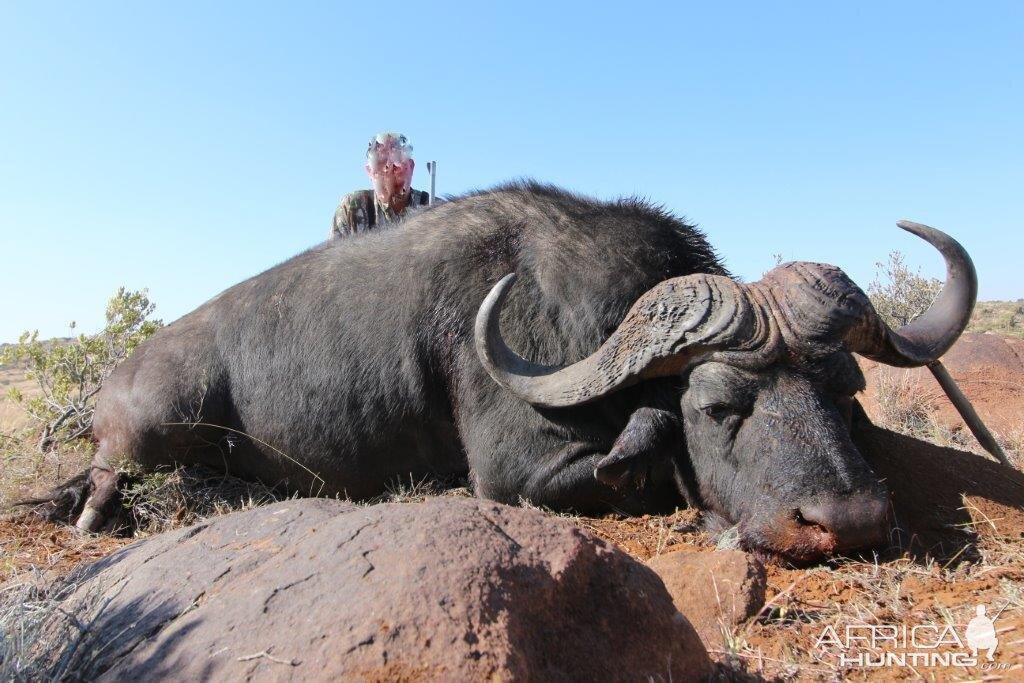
left=927, top=359, right=1012, bottom=467
left=426, top=161, right=437, bottom=205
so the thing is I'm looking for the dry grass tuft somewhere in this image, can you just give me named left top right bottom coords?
left=872, top=370, right=1023, bottom=467
left=873, top=373, right=973, bottom=453
left=369, top=474, right=471, bottom=506
left=727, top=540, right=1024, bottom=680
left=0, top=570, right=126, bottom=682
left=118, top=465, right=284, bottom=535
left=0, top=434, right=94, bottom=510
left=0, top=571, right=67, bottom=681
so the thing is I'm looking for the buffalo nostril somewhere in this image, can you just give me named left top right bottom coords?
left=793, top=507, right=830, bottom=534
left=796, top=493, right=889, bottom=551
left=796, top=503, right=835, bottom=530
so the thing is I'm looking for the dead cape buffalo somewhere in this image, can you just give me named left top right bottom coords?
left=53, top=183, right=975, bottom=562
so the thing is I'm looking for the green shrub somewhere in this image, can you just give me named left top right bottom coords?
left=867, top=251, right=941, bottom=328
left=0, top=288, right=162, bottom=452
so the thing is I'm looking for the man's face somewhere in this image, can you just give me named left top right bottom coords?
left=366, top=153, right=414, bottom=205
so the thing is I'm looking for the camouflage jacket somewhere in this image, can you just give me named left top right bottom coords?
left=330, top=189, right=430, bottom=239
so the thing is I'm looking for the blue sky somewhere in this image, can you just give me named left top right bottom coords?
left=1, top=2, right=1021, bottom=342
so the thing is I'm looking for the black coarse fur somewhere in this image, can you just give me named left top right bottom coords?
left=87, top=181, right=728, bottom=513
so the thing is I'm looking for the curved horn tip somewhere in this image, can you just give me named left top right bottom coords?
left=896, top=219, right=939, bottom=240
left=855, top=218, right=978, bottom=366
left=475, top=273, right=518, bottom=336
left=474, top=272, right=521, bottom=379
left=897, top=218, right=966, bottom=249
left=895, top=221, right=974, bottom=267
left=494, top=272, right=518, bottom=291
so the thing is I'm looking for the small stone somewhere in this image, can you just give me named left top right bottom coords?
left=646, top=549, right=767, bottom=647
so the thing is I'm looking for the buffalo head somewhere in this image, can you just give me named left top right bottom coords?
left=474, top=222, right=977, bottom=562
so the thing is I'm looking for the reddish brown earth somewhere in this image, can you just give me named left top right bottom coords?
left=0, top=515, right=129, bottom=577
left=859, top=332, right=1024, bottom=438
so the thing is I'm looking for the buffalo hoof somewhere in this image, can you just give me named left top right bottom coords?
left=72, top=466, right=121, bottom=534
left=75, top=505, right=105, bottom=534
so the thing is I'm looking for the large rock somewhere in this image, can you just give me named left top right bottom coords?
left=27, top=498, right=711, bottom=681
left=858, top=332, right=1024, bottom=437
left=646, top=550, right=766, bottom=647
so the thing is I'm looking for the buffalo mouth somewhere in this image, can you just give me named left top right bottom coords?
left=720, top=490, right=892, bottom=565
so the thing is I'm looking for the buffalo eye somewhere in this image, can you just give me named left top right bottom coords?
left=701, top=403, right=734, bottom=421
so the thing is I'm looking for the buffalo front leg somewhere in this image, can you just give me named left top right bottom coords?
left=75, top=466, right=121, bottom=533
left=465, top=404, right=686, bottom=514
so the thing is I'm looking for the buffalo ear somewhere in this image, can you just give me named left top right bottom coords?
left=594, top=407, right=683, bottom=490
left=595, top=448, right=645, bottom=489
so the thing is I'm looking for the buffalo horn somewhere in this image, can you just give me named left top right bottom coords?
left=474, top=272, right=759, bottom=408
left=851, top=221, right=977, bottom=366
